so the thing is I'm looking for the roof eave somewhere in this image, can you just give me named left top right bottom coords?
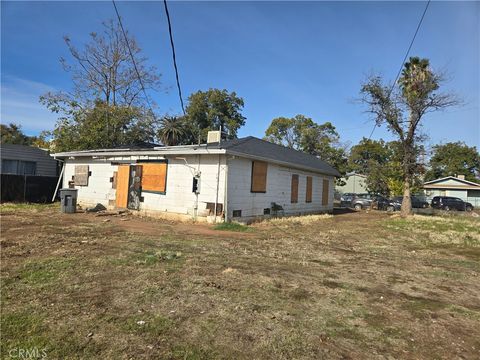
left=52, top=148, right=227, bottom=159
left=226, top=149, right=341, bottom=177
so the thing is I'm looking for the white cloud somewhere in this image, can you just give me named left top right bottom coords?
left=1, top=76, right=59, bottom=135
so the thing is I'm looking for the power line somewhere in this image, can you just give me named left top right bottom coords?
left=111, top=0, right=155, bottom=117
left=163, top=0, right=186, bottom=115
left=368, top=0, right=431, bottom=140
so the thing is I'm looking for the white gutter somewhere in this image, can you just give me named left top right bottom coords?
left=52, top=148, right=226, bottom=159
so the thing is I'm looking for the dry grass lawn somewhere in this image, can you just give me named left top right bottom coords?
left=1, top=204, right=479, bottom=359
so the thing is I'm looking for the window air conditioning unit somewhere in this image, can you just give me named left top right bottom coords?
left=207, top=130, right=221, bottom=144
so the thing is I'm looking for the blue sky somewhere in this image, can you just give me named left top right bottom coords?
left=1, top=1, right=479, bottom=148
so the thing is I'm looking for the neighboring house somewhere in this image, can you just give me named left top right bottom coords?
left=1, top=144, right=60, bottom=203
left=423, top=175, right=480, bottom=207
left=0, top=144, right=58, bottom=177
left=336, top=172, right=368, bottom=195
left=52, top=135, right=340, bottom=222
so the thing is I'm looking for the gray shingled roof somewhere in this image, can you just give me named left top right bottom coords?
left=210, top=136, right=341, bottom=177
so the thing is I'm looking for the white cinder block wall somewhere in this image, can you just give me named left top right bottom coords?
left=140, top=154, right=226, bottom=217
left=63, top=154, right=227, bottom=219
left=227, top=157, right=334, bottom=221
left=63, top=154, right=334, bottom=221
left=64, top=159, right=118, bottom=206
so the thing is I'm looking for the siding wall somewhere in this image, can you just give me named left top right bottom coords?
left=336, top=174, right=367, bottom=194
left=0, top=144, right=58, bottom=177
left=227, top=157, right=334, bottom=220
left=63, top=154, right=226, bottom=218
left=424, top=188, right=480, bottom=207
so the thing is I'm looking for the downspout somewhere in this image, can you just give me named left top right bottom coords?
left=195, top=155, right=200, bottom=221
left=223, top=155, right=229, bottom=222
left=214, top=154, right=221, bottom=223
left=52, top=158, right=65, bottom=202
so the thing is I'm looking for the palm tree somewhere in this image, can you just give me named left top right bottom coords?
left=158, top=116, right=185, bottom=146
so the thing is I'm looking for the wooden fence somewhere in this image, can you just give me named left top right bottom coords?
left=1, top=174, right=59, bottom=203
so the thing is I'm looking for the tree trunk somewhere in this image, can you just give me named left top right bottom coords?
left=401, top=176, right=413, bottom=217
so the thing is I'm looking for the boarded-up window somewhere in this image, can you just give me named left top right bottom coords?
left=251, top=161, right=268, bottom=193
left=74, top=165, right=89, bottom=186
left=291, top=174, right=299, bottom=203
left=306, top=176, right=312, bottom=203
left=322, top=179, right=329, bottom=205
left=139, top=162, right=167, bottom=193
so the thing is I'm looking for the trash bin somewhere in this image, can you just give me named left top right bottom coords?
left=60, top=188, right=78, bottom=213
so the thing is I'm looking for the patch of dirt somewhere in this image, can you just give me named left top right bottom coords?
left=1, top=205, right=479, bottom=359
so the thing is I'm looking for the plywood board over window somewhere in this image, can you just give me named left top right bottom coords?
left=74, top=165, right=89, bottom=186
left=322, top=179, right=329, bottom=205
left=291, top=174, right=299, bottom=203
left=306, top=176, right=312, bottom=203
left=139, top=162, right=167, bottom=193
left=116, top=165, right=130, bottom=208
left=251, top=161, right=268, bottom=193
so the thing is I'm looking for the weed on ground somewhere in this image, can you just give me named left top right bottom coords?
left=1, top=205, right=479, bottom=359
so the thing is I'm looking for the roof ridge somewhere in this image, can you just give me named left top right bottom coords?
left=424, top=176, right=480, bottom=187
left=220, top=136, right=254, bottom=149
left=251, top=136, right=336, bottom=165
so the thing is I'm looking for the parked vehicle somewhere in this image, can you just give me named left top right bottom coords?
left=372, top=195, right=401, bottom=212
left=340, top=193, right=355, bottom=208
left=392, top=196, right=429, bottom=209
left=350, top=193, right=374, bottom=210
left=431, top=196, right=474, bottom=212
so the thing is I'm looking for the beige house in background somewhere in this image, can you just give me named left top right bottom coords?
left=423, top=175, right=480, bottom=207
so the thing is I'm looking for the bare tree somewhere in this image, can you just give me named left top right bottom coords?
left=361, top=57, right=459, bottom=216
left=42, top=19, right=161, bottom=111
left=40, top=19, right=162, bottom=151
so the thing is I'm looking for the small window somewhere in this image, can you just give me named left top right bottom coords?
left=306, top=176, right=312, bottom=203
left=2, top=159, right=18, bottom=174
left=1, top=159, right=36, bottom=175
left=22, top=161, right=36, bottom=175
left=263, top=208, right=271, bottom=215
left=251, top=161, right=268, bottom=193
left=291, top=174, right=299, bottom=203
left=232, top=210, right=242, bottom=217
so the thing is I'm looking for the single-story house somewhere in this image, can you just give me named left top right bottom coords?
left=52, top=135, right=340, bottom=222
left=1, top=144, right=58, bottom=177
left=1, top=144, right=60, bottom=203
left=423, top=175, right=480, bottom=207
left=336, top=172, right=367, bottom=195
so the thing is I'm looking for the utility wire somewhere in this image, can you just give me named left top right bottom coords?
left=112, top=0, right=155, bottom=117
left=163, top=0, right=186, bottom=115
left=368, top=0, right=431, bottom=140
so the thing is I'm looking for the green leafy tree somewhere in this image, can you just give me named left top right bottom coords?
left=0, top=123, right=51, bottom=149
left=0, top=123, right=30, bottom=145
left=348, top=138, right=425, bottom=196
left=360, top=57, right=458, bottom=216
left=348, top=138, right=391, bottom=194
left=49, top=100, right=155, bottom=152
left=425, top=142, right=480, bottom=183
left=41, top=19, right=161, bottom=151
left=157, top=116, right=194, bottom=146
left=264, top=115, right=348, bottom=177
left=184, top=89, right=246, bottom=142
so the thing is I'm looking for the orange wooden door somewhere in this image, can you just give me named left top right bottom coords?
left=116, top=165, right=130, bottom=208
